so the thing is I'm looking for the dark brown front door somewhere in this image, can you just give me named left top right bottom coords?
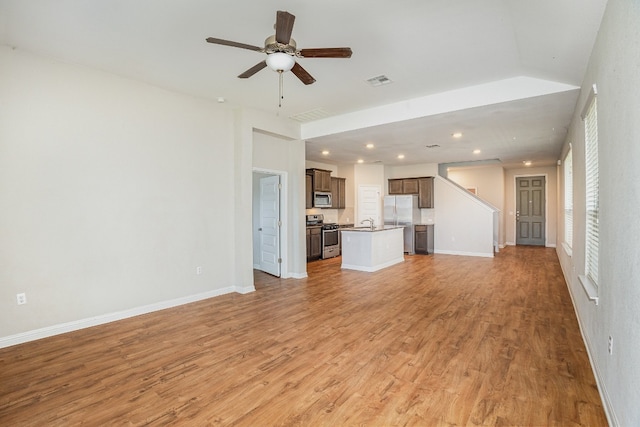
left=516, top=176, right=545, bottom=246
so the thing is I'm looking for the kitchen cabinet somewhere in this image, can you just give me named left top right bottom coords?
left=388, top=176, right=434, bottom=208
left=307, top=168, right=332, bottom=192
left=305, top=174, right=313, bottom=209
left=388, top=179, right=403, bottom=194
left=306, top=228, right=310, bottom=258
left=306, top=227, right=322, bottom=261
left=418, top=177, right=434, bottom=208
left=331, top=177, right=346, bottom=209
left=388, top=178, right=418, bottom=195
left=414, top=224, right=434, bottom=254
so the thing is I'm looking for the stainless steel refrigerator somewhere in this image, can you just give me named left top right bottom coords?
left=384, top=195, right=421, bottom=254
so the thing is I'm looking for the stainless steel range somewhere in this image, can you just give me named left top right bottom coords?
left=306, top=214, right=340, bottom=260
left=322, top=223, right=340, bottom=259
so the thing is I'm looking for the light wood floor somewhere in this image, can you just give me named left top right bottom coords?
left=0, top=246, right=607, bottom=426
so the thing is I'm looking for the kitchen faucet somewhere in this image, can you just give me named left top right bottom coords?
left=361, top=217, right=375, bottom=230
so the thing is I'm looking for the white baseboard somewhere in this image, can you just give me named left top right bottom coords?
left=341, top=257, right=404, bottom=272
left=0, top=286, right=236, bottom=349
left=288, top=272, right=308, bottom=279
left=235, top=286, right=256, bottom=295
left=503, top=242, right=555, bottom=248
left=434, top=249, right=494, bottom=258
left=559, top=256, right=618, bottom=426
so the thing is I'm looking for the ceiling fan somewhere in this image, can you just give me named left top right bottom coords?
left=206, top=10, right=352, bottom=105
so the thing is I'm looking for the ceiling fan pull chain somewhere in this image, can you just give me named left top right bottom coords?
left=278, top=70, right=284, bottom=108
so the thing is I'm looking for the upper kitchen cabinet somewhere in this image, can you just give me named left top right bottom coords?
left=418, top=177, right=434, bottom=208
left=388, top=179, right=403, bottom=194
left=331, top=177, right=346, bottom=209
left=307, top=168, right=332, bottom=192
left=388, top=176, right=434, bottom=208
left=305, top=174, right=313, bottom=209
left=388, top=178, right=419, bottom=195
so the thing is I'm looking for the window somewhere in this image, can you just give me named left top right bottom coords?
left=579, top=84, right=599, bottom=303
left=563, top=146, right=573, bottom=251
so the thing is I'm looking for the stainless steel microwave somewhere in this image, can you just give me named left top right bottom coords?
left=314, top=192, right=332, bottom=208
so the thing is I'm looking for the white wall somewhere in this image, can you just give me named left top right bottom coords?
left=385, top=163, right=439, bottom=182
left=556, top=1, right=640, bottom=425
left=337, top=164, right=355, bottom=224
left=447, top=166, right=505, bottom=247
left=0, top=46, right=304, bottom=345
left=305, top=160, right=337, bottom=174
left=433, top=177, right=496, bottom=257
left=0, top=46, right=237, bottom=339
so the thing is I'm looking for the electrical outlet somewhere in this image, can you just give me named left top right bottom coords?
left=608, top=335, right=613, bottom=355
left=196, top=266, right=202, bottom=275
left=16, top=293, right=27, bottom=305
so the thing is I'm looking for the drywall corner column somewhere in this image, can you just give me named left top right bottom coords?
left=233, top=109, right=256, bottom=293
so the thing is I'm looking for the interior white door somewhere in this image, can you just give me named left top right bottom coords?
left=259, top=175, right=280, bottom=276
left=357, top=185, right=382, bottom=227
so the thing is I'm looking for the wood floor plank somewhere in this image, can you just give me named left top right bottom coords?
left=0, top=246, right=607, bottom=426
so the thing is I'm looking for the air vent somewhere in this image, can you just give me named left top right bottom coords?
left=366, top=75, right=393, bottom=87
left=289, top=108, right=332, bottom=123
left=425, top=144, right=440, bottom=149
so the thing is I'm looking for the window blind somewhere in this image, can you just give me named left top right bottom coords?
left=584, top=95, right=599, bottom=286
left=564, top=147, right=573, bottom=248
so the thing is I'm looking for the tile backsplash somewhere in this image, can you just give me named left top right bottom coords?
left=305, top=208, right=355, bottom=225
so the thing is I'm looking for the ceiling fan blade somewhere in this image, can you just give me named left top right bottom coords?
left=206, top=37, right=262, bottom=52
left=238, top=61, right=267, bottom=79
left=299, top=48, right=353, bottom=58
left=275, top=11, right=295, bottom=45
left=291, top=63, right=316, bottom=85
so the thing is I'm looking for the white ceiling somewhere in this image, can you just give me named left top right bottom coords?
left=0, top=0, right=608, bottom=168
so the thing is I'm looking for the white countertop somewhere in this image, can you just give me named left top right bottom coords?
left=341, top=225, right=405, bottom=232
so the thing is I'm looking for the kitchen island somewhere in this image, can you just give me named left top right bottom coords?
left=340, top=226, right=404, bottom=272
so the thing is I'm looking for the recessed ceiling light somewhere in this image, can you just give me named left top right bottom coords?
left=322, top=150, right=330, bottom=155
left=523, top=160, right=532, bottom=166
left=397, top=154, right=405, bottom=159
left=357, top=159, right=364, bottom=164
left=473, top=149, right=481, bottom=154
left=452, top=132, right=463, bottom=138
left=366, top=143, right=374, bottom=149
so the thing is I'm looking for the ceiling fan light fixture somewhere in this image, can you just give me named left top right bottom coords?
left=266, top=52, right=295, bottom=72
